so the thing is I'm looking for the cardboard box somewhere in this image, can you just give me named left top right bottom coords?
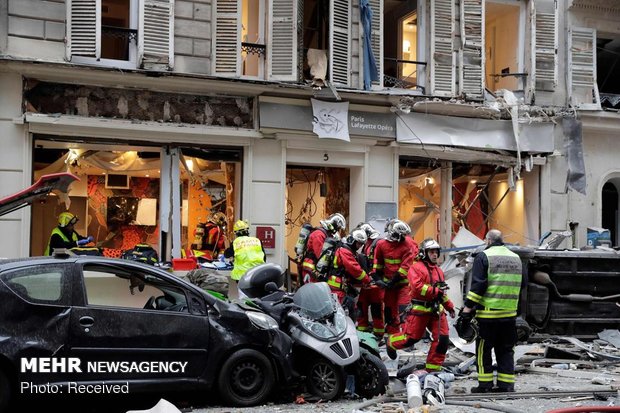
left=586, top=227, right=611, bottom=247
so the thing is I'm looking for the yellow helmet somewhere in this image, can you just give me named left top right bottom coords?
left=58, top=212, right=78, bottom=228
left=233, top=220, right=250, bottom=234
left=210, top=212, right=227, bottom=226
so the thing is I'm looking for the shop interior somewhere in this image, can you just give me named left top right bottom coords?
left=31, top=138, right=241, bottom=260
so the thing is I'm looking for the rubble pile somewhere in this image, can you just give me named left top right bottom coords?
left=352, top=329, right=620, bottom=413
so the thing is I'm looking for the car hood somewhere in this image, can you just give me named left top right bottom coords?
left=0, top=172, right=79, bottom=217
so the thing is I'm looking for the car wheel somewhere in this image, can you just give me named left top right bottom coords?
left=0, top=369, right=11, bottom=413
left=305, top=356, right=343, bottom=400
left=217, top=348, right=274, bottom=407
left=354, top=348, right=388, bottom=399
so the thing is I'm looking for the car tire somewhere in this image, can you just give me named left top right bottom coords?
left=305, top=356, right=343, bottom=401
left=354, top=348, right=388, bottom=399
left=0, top=369, right=11, bottom=413
left=217, top=348, right=274, bottom=407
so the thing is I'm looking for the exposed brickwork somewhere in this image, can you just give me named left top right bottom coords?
left=25, top=80, right=253, bottom=128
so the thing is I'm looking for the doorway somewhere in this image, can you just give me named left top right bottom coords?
left=284, top=166, right=350, bottom=277
left=602, top=181, right=619, bottom=246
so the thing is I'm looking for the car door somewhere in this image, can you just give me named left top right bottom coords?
left=67, top=262, right=210, bottom=389
left=0, top=262, right=74, bottom=385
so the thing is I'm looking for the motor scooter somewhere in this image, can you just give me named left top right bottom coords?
left=239, top=264, right=388, bottom=400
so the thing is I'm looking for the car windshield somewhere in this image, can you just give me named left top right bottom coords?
left=293, top=282, right=336, bottom=320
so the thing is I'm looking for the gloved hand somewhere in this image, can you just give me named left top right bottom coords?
left=373, top=279, right=388, bottom=289
left=446, top=304, right=456, bottom=318
left=455, top=310, right=474, bottom=337
left=77, top=236, right=94, bottom=246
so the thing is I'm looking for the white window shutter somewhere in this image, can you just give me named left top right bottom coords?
left=330, top=0, right=351, bottom=87
left=66, top=0, right=100, bottom=60
left=213, top=0, right=241, bottom=77
left=533, top=0, right=557, bottom=92
left=459, top=0, right=484, bottom=99
left=268, top=0, right=298, bottom=81
left=430, top=0, right=455, bottom=96
left=369, top=0, right=383, bottom=87
left=139, top=0, right=174, bottom=69
left=568, top=27, right=600, bottom=110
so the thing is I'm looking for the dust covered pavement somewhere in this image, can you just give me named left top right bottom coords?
left=192, top=330, right=620, bottom=413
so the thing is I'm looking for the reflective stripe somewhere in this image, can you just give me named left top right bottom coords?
left=477, top=338, right=494, bottom=382
left=373, top=327, right=385, bottom=333
left=421, top=284, right=431, bottom=296
left=466, top=290, right=483, bottom=303
left=354, top=270, right=367, bottom=281
left=497, top=373, right=515, bottom=383
left=425, top=363, right=441, bottom=371
left=398, top=267, right=408, bottom=275
left=384, top=258, right=402, bottom=264
left=412, top=304, right=432, bottom=312
left=477, top=309, right=517, bottom=318
left=303, top=261, right=316, bottom=270
left=388, top=334, right=407, bottom=348
left=327, top=276, right=343, bottom=289
left=373, top=264, right=384, bottom=270
left=357, top=326, right=371, bottom=332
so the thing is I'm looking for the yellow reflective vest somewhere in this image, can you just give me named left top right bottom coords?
left=44, top=227, right=78, bottom=256
left=231, top=236, right=265, bottom=281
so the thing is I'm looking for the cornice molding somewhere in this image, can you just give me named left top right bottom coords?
left=569, top=0, right=620, bottom=14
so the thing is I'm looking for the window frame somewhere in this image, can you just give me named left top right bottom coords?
left=69, top=0, right=140, bottom=70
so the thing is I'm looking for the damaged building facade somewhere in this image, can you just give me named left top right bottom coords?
left=0, top=0, right=617, bottom=265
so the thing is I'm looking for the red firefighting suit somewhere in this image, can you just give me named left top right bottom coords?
left=373, top=236, right=418, bottom=334
left=357, top=238, right=385, bottom=338
left=327, top=245, right=371, bottom=314
left=302, top=228, right=328, bottom=283
left=388, top=260, right=455, bottom=372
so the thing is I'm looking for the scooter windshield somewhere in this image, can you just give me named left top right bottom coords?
left=293, top=282, right=336, bottom=320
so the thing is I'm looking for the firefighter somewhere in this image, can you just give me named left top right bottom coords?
left=456, top=229, right=525, bottom=393
left=356, top=223, right=386, bottom=339
left=372, top=219, right=418, bottom=335
left=45, top=212, right=93, bottom=255
left=205, top=212, right=228, bottom=260
left=225, top=220, right=266, bottom=295
left=301, top=213, right=346, bottom=283
left=386, top=238, right=456, bottom=373
left=326, top=228, right=371, bottom=316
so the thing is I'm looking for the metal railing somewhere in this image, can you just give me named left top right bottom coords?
left=384, top=57, right=427, bottom=92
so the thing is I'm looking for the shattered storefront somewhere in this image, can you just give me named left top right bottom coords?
left=24, top=81, right=248, bottom=261
left=395, top=102, right=555, bottom=246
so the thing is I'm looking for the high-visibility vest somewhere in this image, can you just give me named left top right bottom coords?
left=467, top=245, right=522, bottom=319
left=231, top=236, right=265, bottom=280
left=44, top=227, right=78, bottom=256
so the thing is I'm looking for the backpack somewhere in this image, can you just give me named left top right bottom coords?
left=122, top=244, right=159, bottom=265
left=294, top=223, right=317, bottom=260
left=314, top=237, right=343, bottom=280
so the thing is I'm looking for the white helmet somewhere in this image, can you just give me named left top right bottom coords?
left=419, top=238, right=441, bottom=260
left=320, top=213, right=346, bottom=233
left=387, top=220, right=411, bottom=242
left=345, top=229, right=367, bottom=247
left=359, top=223, right=380, bottom=240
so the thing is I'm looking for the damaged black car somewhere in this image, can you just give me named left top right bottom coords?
left=0, top=253, right=296, bottom=412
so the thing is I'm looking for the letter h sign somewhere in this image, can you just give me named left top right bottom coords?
left=256, top=226, right=276, bottom=250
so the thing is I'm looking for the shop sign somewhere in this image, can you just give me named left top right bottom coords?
left=256, top=226, right=276, bottom=249
left=260, top=101, right=396, bottom=139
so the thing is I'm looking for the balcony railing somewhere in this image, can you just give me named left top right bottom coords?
left=384, top=57, right=427, bottom=93
left=241, top=42, right=266, bottom=57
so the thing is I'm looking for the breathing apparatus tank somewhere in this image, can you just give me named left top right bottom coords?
left=315, top=237, right=339, bottom=277
left=294, top=223, right=314, bottom=259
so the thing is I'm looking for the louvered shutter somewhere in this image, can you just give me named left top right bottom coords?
left=430, top=0, right=455, bottom=96
left=568, top=27, right=600, bottom=109
left=139, top=0, right=174, bottom=69
left=330, top=0, right=351, bottom=86
left=533, top=0, right=557, bottom=91
left=66, top=0, right=100, bottom=60
left=213, top=0, right=241, bottom=77
left=268, top=0, right=298, bottom=81
left=459, top=0, right=484, bottom=99
left=369, top=0, right=383, bottom=87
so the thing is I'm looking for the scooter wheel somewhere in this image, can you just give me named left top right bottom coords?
left=305, top=356, right=343, bottom=400
left=354, top=348, right=388, bottom=398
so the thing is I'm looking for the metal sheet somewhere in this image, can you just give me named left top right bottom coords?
left=396, top=112, right=554, bottom=153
